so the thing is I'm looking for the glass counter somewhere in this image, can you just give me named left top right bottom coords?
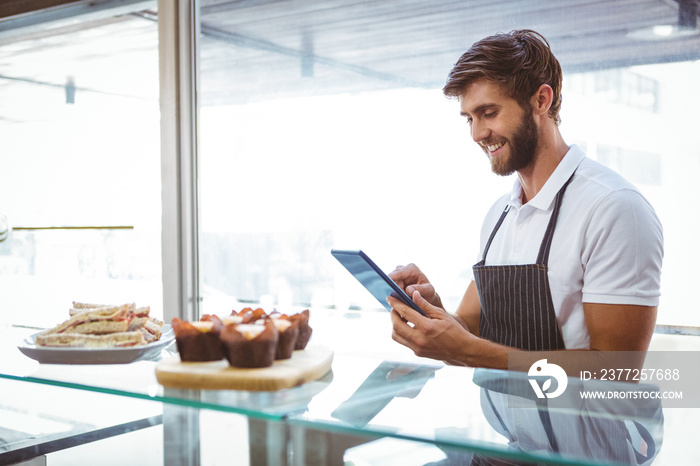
left=1, top=311, right=698, bottom=465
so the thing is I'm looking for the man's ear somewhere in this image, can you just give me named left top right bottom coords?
left=531, top=84, right=554, bottom=117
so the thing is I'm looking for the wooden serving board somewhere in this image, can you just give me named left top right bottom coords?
left=155, top=345, right=333, bottom=391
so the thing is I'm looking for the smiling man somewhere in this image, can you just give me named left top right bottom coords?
left=388, top=29, right=664, bottom=369
left=462, top=78, right=543, bottom=180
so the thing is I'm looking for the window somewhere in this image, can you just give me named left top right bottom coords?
left=0, top=4, right=162, bottom=327
left=580, top=69, right=660, bottom=113
left=196, top=2, right=700, bottom=327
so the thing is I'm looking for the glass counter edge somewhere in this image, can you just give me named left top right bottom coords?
left=0, top=373, right=615, bottom=466
left=0, top=372, right=284, bottom=422
left=284, top=416, right=605, bottom=466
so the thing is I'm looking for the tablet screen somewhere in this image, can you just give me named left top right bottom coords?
left=331, top=249, right=426, bottom=316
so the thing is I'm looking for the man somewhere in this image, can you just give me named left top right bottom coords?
left=388, top=29, right=663, bottom=369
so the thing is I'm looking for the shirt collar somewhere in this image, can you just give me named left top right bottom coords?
left=508, top=144, right=586, bottom=211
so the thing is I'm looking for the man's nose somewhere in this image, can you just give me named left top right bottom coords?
left=471, top=119, right=489, bottom=143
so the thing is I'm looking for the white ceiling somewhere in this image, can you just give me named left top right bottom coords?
left=0, top=0, right=699, bottom=113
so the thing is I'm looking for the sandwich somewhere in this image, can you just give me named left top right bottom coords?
left=43, top=303, right=135, bottom=336
left=36, top=301, right=164, bottom=348
left=36, top=304, right=140, bottom=348
left=70, top=303, right=163, bottom=341
left=36, top=331, right=146, bottom=348
left=70, top=301, right=117, bottom=312
left=127, top=307, right=164, bottom=343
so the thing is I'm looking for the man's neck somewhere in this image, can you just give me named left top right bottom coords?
left=518, top=131, right=569, bottom=204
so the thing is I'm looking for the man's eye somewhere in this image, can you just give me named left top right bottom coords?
left=484, top=111, right=497, bottom=119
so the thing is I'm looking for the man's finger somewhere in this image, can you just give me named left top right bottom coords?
left=411, top=290, right=447, bottom=319
left=390, top=308, right=417, bottom=340
left=388, top=295, right=425, bottom=323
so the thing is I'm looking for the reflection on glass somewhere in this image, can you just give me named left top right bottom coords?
left=472, top=369, right=663, bottom=466
left=331, top=361, right=437, bottom=426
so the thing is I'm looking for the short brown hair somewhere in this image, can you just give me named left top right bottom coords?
left=443, top=29, right=563, bottom=125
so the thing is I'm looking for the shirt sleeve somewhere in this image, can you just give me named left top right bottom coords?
left=581, top=189, right=664, bottom=306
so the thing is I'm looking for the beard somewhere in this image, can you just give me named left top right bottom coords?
left=488, top=105, right=539, bottom=177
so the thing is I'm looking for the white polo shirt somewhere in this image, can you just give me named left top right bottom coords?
left=475, top=145, right=663, bottom=349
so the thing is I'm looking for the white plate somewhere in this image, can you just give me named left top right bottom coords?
left=17, top=325, right=175, bottom=365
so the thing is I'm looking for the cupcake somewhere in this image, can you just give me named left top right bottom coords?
left=272, top=316, right=299, bottom=360
left=172, top=315, right=224, bottom=362
left=222, top=313, right=245, bottom=326
left=290, top=309, right=312, bottom=350
left=233, top=307, right=266, bottom=324
left=220, top=319, right=278, bottom=368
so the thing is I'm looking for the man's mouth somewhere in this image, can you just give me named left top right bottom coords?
left=483, top=141, right=505, bottom=156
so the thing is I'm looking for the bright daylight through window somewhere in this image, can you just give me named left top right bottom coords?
left=196, top=2, right=699, bottom=330
left=0, top=6, right=162, bottom=328
left=0, top=1, right=698, bottom=331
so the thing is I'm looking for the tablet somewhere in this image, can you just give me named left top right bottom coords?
left=330, top=249, right=426, bottom=316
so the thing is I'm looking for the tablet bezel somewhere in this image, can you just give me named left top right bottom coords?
left=331, top=249, right=427, bottom=316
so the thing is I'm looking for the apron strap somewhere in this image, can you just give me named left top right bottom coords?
left=536, top=173, right=576, bottom=266
left=536, top=398, right=560, bottom=453
left=481, top=172, right=576, bottom=266
left=479, top=205, right=510, bottom=263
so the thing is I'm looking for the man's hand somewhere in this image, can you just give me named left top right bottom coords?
left=388, top=281, right=658, bottom=372
left=389, top=290, right=481, bottom=366
left=388, top=263, right=444, bottom=310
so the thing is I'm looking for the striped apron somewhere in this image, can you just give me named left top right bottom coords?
left=471, top=174, right=658, bottom=465
left=471, top=176, right=572, bottom=462
left=472, top=174, right=574, bottom=352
